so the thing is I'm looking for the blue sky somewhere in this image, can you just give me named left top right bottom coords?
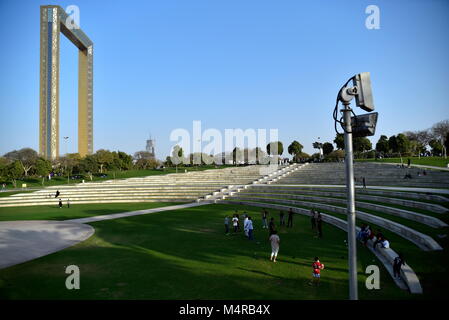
left=0, top=0, right=448, bottom=159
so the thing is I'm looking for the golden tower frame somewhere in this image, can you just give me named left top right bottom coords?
left=39, top=5, right=93, bottom=159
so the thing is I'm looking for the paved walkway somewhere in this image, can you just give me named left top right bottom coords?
left=0, top=221, right=95, bottom=269
left=0, top=202, right=207, bottom=270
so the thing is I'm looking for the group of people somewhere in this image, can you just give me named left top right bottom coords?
left=357, top=224, right=390, bottom=249
left=224, top=208, right=326, bottom=285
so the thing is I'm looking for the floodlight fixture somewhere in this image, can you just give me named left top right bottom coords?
left=351, top=112, right=378, bottom=137
left=338, top=72, right=374, bottom=112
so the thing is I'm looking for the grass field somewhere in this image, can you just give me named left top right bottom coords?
left=356, top=157, right=449, bottom=168
left=0, top=203, right=412, bottom=300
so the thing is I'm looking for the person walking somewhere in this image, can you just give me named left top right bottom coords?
left=393, top=253, right=405, bottom=279
left=269, top=231, right=280, bottom=262
left=232, top=214, right=239, bottom=233
left=279, top=211, right=285, bottom=226
left=309, top=257, right=325, bottom=286
left=268, top=217, right=276, bottom=235
left=316, top=212, right=323, bottom=238
left=58, top=198, right=63, bottom=208
left=67, top=198, right=70, bottom=208
left=243, top=214, right=249, bottom=238
left=287, top=208, right=294, bottom=228
left=224, top=216, right=230, bottom=235
left=261, top=209, right=268, bottom=229
left=247, top=217, right=254, bottom=240
left=55, top=190, right=60, bottom=198
left=362, top=177, right=366, bottom=189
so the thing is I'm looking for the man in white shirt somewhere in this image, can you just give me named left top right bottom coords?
left=269, top=231, right=280, bottom=262
left=232, top=215, right=239, bottom=233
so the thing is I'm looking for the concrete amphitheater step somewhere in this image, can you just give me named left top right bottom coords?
left=233, top=192, right=447, bottom=228
left=238, top=187, right=448, bottom=214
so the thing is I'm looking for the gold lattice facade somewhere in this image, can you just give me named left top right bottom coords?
left=39, top=5, right=93, bottom=159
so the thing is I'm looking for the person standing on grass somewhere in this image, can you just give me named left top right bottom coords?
left=269, top=231, right=280, bottom=262
left=268, top=217, right=276, bottom=235
left=279, top=210, right=285, bottom=226
left=243, top=214, right=249, bottom=238
left=309, top=257, right=325, bottom=286
left=316, top=212, right=323, bottom=238
left=393, top=253, right=405, bottom=279
left=67, top=198, right=70, bottom=208
left=247, top=217, right=254, bottom=240
left=310, top=209, right=316, bottom=231
left=261, top=209, right=268, bottom=229
left=58, top=199, right=63, bottom=208
left=287, top=208, right=294, bottom=228
left=224, top=216, right=230, bottom=235
left=232, top=214, right=239, bottom=233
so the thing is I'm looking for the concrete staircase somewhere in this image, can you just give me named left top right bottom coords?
left=275, top=162, right=449, bottom=188
left=0, top=165, right=290, bottom=207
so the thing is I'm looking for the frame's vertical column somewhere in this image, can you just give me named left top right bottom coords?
left=39, top=6, right=60, bottom=160
left=39, top=7, right=48, bottom=158
left=78, top=45, right=93, bottom=157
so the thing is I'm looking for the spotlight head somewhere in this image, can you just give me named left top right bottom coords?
left=353, top=72, right=374, bottom=112
left=351, top=112, right=378, bottom=137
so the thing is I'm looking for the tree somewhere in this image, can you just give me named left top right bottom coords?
left=78, top=155, right=98, bottom=181
left=288, top=141, right=304, bottom=163
left=170, top=145, right=184, bottom=172
left=232, top=147, right=243, bottom=165
left=388, top=135, right=398, bottom=153
left=267, top=141, right=284, bottom=156
left=322, top=142, right=334, bottom=156
left=396, top=134, right=410, bottom=154
left=3, top=148, right=38, bottom=177
left=431, top=120, right=449, bottom=157
left=353, top=137, right=372, bottom=153
left=35, top=158, right=52, bottom=185
left=95, top=149, right=114, bottom=173
left=445, top=132, right=449, bottom=153
left=375, top=135, right=389, bottom=154
left=6, top=160, right=22, bottom=188
left=429, top=139, right=443, bottom=156
left=333, top=133, right=345, bottom=150
left=117, top=151, right=133, bottom=170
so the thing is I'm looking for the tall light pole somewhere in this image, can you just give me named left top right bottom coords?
left=336, top=72, right=376, bottom=300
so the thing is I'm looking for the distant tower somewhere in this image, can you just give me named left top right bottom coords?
left=146, top=137, right=155, bottom=159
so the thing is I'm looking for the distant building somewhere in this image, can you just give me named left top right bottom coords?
left=146, top=138, right=155, bottom=159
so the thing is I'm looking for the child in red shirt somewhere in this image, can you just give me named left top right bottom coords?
left=309, top=257, right=325, bottom=286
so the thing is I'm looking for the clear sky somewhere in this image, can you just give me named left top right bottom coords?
left=0, top=0, right=448, bottom=159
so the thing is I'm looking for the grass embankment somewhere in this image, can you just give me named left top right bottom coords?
left=0, top=203, right=409, bottom=300
left=356, top=157, right=449, bottom=168
left=0, top=165, right=235, bottom=190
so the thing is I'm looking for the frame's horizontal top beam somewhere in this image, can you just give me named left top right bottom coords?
left=41, top=5, right=93, bottom=50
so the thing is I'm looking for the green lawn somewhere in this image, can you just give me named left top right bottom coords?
left=0, top=203, right=412, bottom=300
left=356, top=157, right=449, bottom=168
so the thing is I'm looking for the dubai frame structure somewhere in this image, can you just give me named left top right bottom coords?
left=39, top=5, right=93, bottom=159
